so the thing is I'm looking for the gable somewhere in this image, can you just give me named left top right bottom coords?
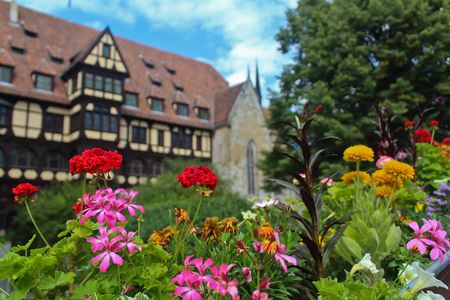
left=83, top=29, right=128, bottom=73
left=228, top=81, right=264, bottom=124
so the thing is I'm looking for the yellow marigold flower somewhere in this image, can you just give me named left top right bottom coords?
left=174, top=208, right=190, bottom=224
left=201, top=217, right=222, bottom=241
left=376, top=186, right=393, bottom=197
left=219, top=217, right=239, bottom=234
left=371, top=170, right=403, bottom=188
left=415, top=202, right=425, bottom=213
left=261, top=240, right=278, bottom=254
left=149, top=230, right=168, bottom=246
left=343, top=145, right=374, bottom=163
left=162, top=226, right=175, bottom=239
left=259, top=222, right=275, bottom=239
left=341, top=171, right=371, bottom=184
left=383, top=160, right=415, bottom=182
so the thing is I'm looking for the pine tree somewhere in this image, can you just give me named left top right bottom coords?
left=261, top=0, right=450, bottom=190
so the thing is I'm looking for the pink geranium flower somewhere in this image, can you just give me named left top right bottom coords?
left=90, top=232, right=123, bottom=272
left=210, top=263, right=240, bottom=300
left=406, top=222, right=435, bottom=255
left=172, top=270, right=203, bottom=300
left=115, top=226, right=142, bottom=254
left=242, top=267, right=252, bottom=282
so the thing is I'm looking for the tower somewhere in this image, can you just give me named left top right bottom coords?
left=255, top=60, right=262, bottom=104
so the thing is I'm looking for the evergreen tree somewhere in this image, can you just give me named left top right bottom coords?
left=261, top=0, right=450, bottom=190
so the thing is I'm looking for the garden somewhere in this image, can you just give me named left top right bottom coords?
left=0, top=102, right=449, bottom=300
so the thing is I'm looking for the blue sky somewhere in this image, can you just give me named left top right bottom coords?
left=18, top=0, right=297, bottom=107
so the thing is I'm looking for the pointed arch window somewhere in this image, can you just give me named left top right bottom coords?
left=247, top=141, right=257, bottom=195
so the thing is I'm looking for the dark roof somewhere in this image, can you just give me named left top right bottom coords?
left=0, top=1, right=239, bottom=129
left=214, top=82, right=245, bottom=127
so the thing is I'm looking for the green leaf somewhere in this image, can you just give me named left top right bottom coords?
left=10, top=235, right=36, bottom=254
left=39, top=270, right=75, bottom=290
left=340, top=236, right=363, bottom=259
left=9, top=275, right=35, bottom=300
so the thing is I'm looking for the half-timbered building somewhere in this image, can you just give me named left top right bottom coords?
left=0, top=1, right=272, bottom=233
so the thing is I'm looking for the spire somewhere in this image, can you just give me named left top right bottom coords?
left=255, top=59, right=262, bottom=104
left=246, top=63, right=251, bottom=82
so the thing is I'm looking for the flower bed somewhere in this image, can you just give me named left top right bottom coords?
left=0, top=105, right=449, bottom=299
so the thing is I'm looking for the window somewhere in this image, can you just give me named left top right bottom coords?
left=94, top=75, right=103, bottom=91
left=0, top=148, right=3, bottom=166
left=85, top=105, right=118, bottom=133
left=10, top=147, right=36, bottom=168
left=152, top=161, right=163, bottom=177
left=104, top=78, right=113, bottom=93
left=44, top=151, right=67, bottom=170
left=151, top=98, right=164, bottom=112
left=129, top=159, right=145, bottom=176
left=0, top=66, right=12, bottom=83
left=44, top=113, right=63, bottom=133
left=157, top=129, right=164, bottom=146
left=196, top=135, right=202, bottom=151
left=85, top=73, right=94, bottom=89
left=71, top=112, right=81, bottom=132
left=102, top=44, right=111, bottom=58
left=172, top=128, right=192, bottom=149
left=35, top=74, right=53, bottom=91
left=131, top=126, right=147, bottom=143
left=176, top=103, right=188, bottom=117
left=247, top=141, right=256, bottom=195
left=114, top=79, right=122, bottom=94
left=197, top=108, right=209, bottom=120
left=124, top=93, right=138, bottom=107
left=0, top=102, right=11, bottom=126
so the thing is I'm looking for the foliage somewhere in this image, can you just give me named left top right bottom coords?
left=416, top=143, right=450, bottom=190
left=261, top=0, right=450, bottom=187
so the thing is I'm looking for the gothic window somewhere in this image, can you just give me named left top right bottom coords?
left=10, top=147, right=36, bottom=168
left=128, top=159, right=145, bottom=176
left=150, top=98, right=164, bottom=112
left=44, top=151, right=67, bottom=170
left=131, top=126, right=147, bottom=143
left=0, top=101, right=11, bottom=127
left=43, top=113, right=63, bottom=133
left=247, top=141, right=256, bottom=195
left=35, top=73, right=53, bottom=91
left=0, top=66, right=13, bottom=83
left=124, top=93, right=138, bottom=107
left=176, top=103, right=188, bottom=117
left=85, top=105, right=118, bottom=133
left=197, top=108, right=209, bottom=120
left=172, top=128, right=191, bottom=149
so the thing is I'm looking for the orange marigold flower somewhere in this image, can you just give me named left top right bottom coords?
left=174, top=208, right=190, bottom=224
left=343, top=145, right=374, bottom=163
left=162, top=226, right=175, bottom=239
left=261, top=240, right=278, bottom=254
left=371, top=169, right=403, bottom=189
left=383, top=160, right=415, bottom=182
left=341, top=171, right=371, bottom=184
left=201, top=217, right=221, bottom=241
left=259, top=222, right=275, bottom=239
left=376, top=186, right=393, bottom=197
left=219, top=217, right=239, bottom=234
left=149, top=230, right=168, bottom=246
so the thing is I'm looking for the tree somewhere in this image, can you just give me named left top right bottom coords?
left=261, top=0, right=450, bottom=190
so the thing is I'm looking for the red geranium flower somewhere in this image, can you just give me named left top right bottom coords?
left=428, top=120, right=439, bottom=127
left=72, top=201, right=83, bottom=215
left=69, top=148, right=123, bottom=174
left=12, top=183, right=39, bottom=205
left=443, top=138, right=450, bottom=144
left=414, top=128, right=432, bottom=143
left=177, top=166, right=218, bottom=192
left=404, top=120, right=414, bottom=128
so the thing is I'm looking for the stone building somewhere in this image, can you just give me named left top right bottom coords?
left=0, top=1, right=272, bottom=233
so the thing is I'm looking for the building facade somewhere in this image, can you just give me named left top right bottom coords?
left=0, top=1, right=272, bottom=233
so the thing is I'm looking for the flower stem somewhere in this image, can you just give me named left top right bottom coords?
left=25, top=200, right=50, bottom=248
left=0, top=241, right=8, bottom=253
left=191, top=196, right=204, bottom=227
left=431, top=128, right=436, bottom=144
left=0, top=287, right=10, bottom=297
left=117, top=265, right=121, bottom=294
left=80, top=269, right=95, bottom=285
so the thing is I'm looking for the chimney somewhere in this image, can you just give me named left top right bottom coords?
left=9, top=0, right=19, bottom=25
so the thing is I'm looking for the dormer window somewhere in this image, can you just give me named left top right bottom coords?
left=197, top=108, right=209, bottom=120
left=124, top=93, right=138, bottom=107
left=0, top=66, right=13, bottom=84
left=34, top=73, right=53, bottom=91
left=176, top=103, right=188, bottom=117
left=102, top=44, right=111, bottom=58
left=150, top=98, right=164, bottom=112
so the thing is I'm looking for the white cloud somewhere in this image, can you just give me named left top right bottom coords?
left=19, top=0, right=296, bottom=102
